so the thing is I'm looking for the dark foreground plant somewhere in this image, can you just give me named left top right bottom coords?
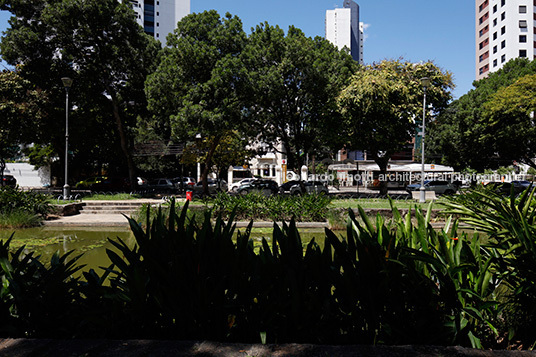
left=0, top=196, right=525, bottom=348
left=444, top=186, right=536, bottom=348
left=0, top=235, right=83, bottom=337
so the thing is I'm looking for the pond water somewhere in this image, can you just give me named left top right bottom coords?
left=0, top=227, right=135, bottom=275
left=0, top=226, right=335, bottom=275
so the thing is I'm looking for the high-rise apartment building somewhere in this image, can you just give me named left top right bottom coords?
left=476, top=0, right=533, bottom=80
left=129, top=0, right=190, bottom=42
left=325, top=0, right=364, bottom=64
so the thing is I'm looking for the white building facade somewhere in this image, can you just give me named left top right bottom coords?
left=129, top=0, right=190, bottom=43
left=325, top=0, right=364, bottom=64
left=476, top=0, right=534, bottom=80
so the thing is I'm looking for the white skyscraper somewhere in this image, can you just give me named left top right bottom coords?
left=325, top=0, right=364, bottom=64
left=129, top=0, right=190, bottom=43
left=475, top=0, right=533, bottom=80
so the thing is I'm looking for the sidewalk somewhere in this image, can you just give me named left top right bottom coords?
left=43, top=212, right=133, bottom=227
left=1, top=338, right=534, bottom=357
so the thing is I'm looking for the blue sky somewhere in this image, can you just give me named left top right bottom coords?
left=0, top=0, right=475, bottom=99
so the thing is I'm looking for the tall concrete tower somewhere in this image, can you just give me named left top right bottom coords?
left=325, top=0, right=364, bottom=64
left=129, top=0, right=190, bottom=43
left=475, top=0, right=533, bottom=80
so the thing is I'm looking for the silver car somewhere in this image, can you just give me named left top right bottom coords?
left=406, top=180, right=458, bottom=195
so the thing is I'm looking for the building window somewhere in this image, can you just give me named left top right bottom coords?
left=493, top=4, right=497, bottom=13
left=501, top=54, right=506, bottom=63
left=493, top=18, right=497, bottom=26
left=501, top=40, right=506, bottom=48
left=493, top=45, right=497, bottom=53
left=501, top=26, right=506, bottom=34
left=501, top=12, right=505, bottom=20
left=520, top=35, right=527, bottom=42
left=501, top=0, right=505, bottom=6
left=520, top=20, right=528, bottom=28
left=493, top=32, right=497, bottom=40
left=493, top=59, right=498, bottom=67
left=520, top=5, right=527, bottom=13
left=520, top=49, right=527, bottom=57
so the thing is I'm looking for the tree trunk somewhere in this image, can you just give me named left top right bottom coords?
left=109, top=91, right=137, bottom=191
left=374, top=156, right=390, bottom=196
left=201, top=136, right=221, bottom=196
left=0, top=159, right=5, bottom=186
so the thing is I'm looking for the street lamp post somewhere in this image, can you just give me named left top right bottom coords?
left=419, top=77, right=431, bottom=203
left=61, top=77, right=73, bottom=199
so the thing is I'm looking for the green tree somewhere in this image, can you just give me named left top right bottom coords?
left=241, top=23, right=357, bottom=171
left=338, top=59, right=453, bottom=194
left=482, top=74, right=536, bottom=169
left=0, top=0, right=159, bottom=188
left=145, top=10, right=248, bottom=194
left=428, top=58, right=536, bottom=171
left=0, top=70, right=48, bottom=180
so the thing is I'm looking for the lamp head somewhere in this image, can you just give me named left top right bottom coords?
left=420, top=77, right=431, bottom=89
left=61, top=77, right=73, bottom=89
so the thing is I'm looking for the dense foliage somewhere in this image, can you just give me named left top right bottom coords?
left=428, top=58, right=536, bottom=171
left=211, top=192, right=332, bottom=222
left=0, top=0, right=159, bottom=186
left=338, top=59, right=453, bottom=194
left=0, top=70, right=48, bottom=176
left=0, top=187, right=51, bottom=217
left=2, top=192, right=536, bottom=348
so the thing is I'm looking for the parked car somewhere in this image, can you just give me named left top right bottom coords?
left=193, top=179, right=228, bottom=195
left=147, top=178, right=178, bottom=193
left=289, top=181, right=329, bottom=195
left=171, top=177, right=196, bottom=192
left=90, top=177, right=131, bottom=192
left=137, top=177, right=148, bottom=187
left=229, top=178, right=255, bottom=192
left=406, top=180, right=458, bottom=195
left=0, top=175, right=17, bottom=188
left=75, top=176, right=107, bottom=189
left=279, top=180, right=302, bottom=194
left=237, top=179, right=279, bottom=196
left=486, top=180, right=532, bottom=195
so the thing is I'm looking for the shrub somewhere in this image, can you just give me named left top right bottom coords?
left=0, top=187, right=51, bottom=228
left=0, top=187, right=51, bottom=216
left=211, top=192, right=332, bottom=222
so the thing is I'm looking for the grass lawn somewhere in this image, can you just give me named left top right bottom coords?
left=329, top=197, right=449, bottom=210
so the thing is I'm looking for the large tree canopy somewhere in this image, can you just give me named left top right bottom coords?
left=145, top=10, right=248, bottom=193
left=0, top=0, right=159, bottom=187
left=338, top=59, right=453, bottom=194
left=427, top=58, right=536, bottom=172
left=0, top=69, right=48, bottom=178
left=241, top=23, right=357, bottom=170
